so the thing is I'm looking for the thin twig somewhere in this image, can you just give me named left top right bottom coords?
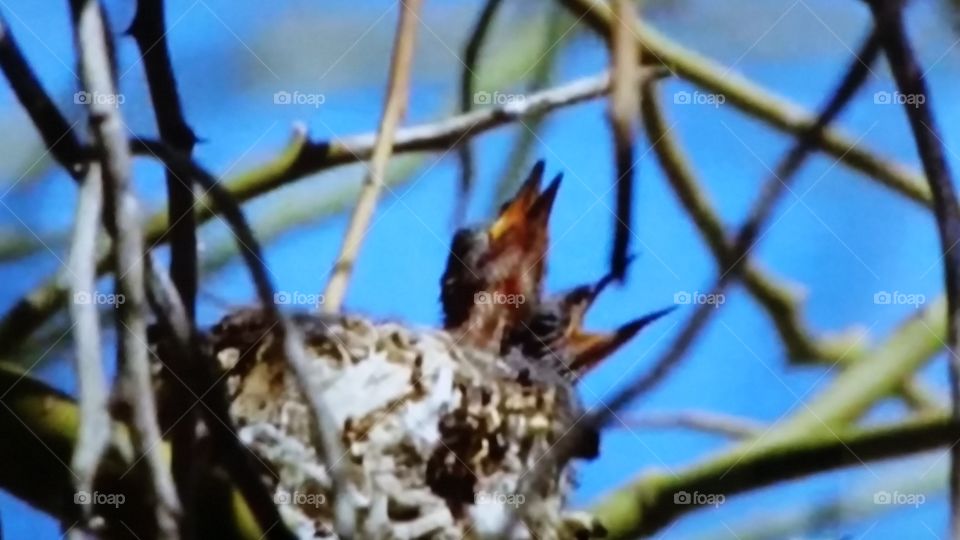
left=71, top=0, right=180, bottom=537
left=128, top=0, right=199, bottom=319
left=323, top=0, right=423, bottom=312
left=866, top=1, right=960, bottom=535
left=127, top=0, right=200, bottom=525
left=0, top=15, right=86, bottom=175
left=606, top=0, right=639, bottom=281
left=67, top=161, right=110, bottom=530
left=620, top=410, right=764, bottom=439
left=639, top=80, right=855, bottom=363
left=455, top=0, right=503, bottom=225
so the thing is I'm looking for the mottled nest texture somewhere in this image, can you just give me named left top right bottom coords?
left=206, top=307, right=603, bottom=540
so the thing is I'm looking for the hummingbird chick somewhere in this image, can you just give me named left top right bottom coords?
left=503, top=266, right=676, bottom=381
left=440, top=160, right=561, bottom=351
left=498, top=266, right=673, bottom=462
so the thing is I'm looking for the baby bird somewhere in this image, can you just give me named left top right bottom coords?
left=440, top=160, right=561, bottom=351
left=503, top=266, right=675, bottom=381
left=498, top=265, right=673, bottom=462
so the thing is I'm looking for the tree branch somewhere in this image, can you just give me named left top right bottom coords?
left=864, top=3, right=960, bottom=533
left=71, top=0, right=180, bottom=536
left=0, top=14, right=86, bottom=174
left=127, top=0, right=201, bottom=524
left=0, top=363, right=265, bottom=540
left=67, top=160, right=110, bottom=528
left=619, top=410, right=763, bottom=439
left=323, top=0, right=423, bottom=313
left=592, top=413, right=957, bottom=538
left=606, top=0, right=639, bottom=281
left=455, top=0, right=503, bottom=224
left=639, top=73, right=938, bottom=411
left=128, top=0, right=199, bottom=320
left=595, top=25, right=880, bottom=431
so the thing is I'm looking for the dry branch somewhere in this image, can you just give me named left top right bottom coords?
left=324, top=0, right=423, bottom=313
left=595, top=27, right=881, bottom=430
left=456, top=0, right=504, bottom=224
left=128, top=0, right=199, bottom=320
left=620, top=410, right=764, bottom=439
left=127, top=0, right=201, bottom=521
left=606, top=0, right=639, bottom=281
left=71, top=0, right=180, bottom=537
left=866, top=1, right=960, bottom=534
left=68, top=161, right=110, bottom=527
left=640, top=77, right=937, bottom=411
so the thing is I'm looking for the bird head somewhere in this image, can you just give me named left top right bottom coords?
left=441, top=160, right=562, bottom=350
left=504, top=262, right=675, bottom=380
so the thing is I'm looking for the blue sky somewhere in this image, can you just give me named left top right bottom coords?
left=0, top=0, right=958, bottom=538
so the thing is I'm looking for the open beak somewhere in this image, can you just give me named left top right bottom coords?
left=567, top=306, right=675, bottom=376
left=558, top=259, right=672, bottom=377
left=488, top=160, right=561, bottom=246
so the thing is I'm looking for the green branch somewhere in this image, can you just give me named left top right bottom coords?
left=592, top=413, right=956, bottom=538
left=0, top=364, right=262, bottom=539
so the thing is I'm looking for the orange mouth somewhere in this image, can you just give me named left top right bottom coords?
left=488, top=160, right=562, bottom=249
left=559, top=264, right=675, bottom=376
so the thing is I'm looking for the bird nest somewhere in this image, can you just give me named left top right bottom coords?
left=210, top=308, right=601, bottom=539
